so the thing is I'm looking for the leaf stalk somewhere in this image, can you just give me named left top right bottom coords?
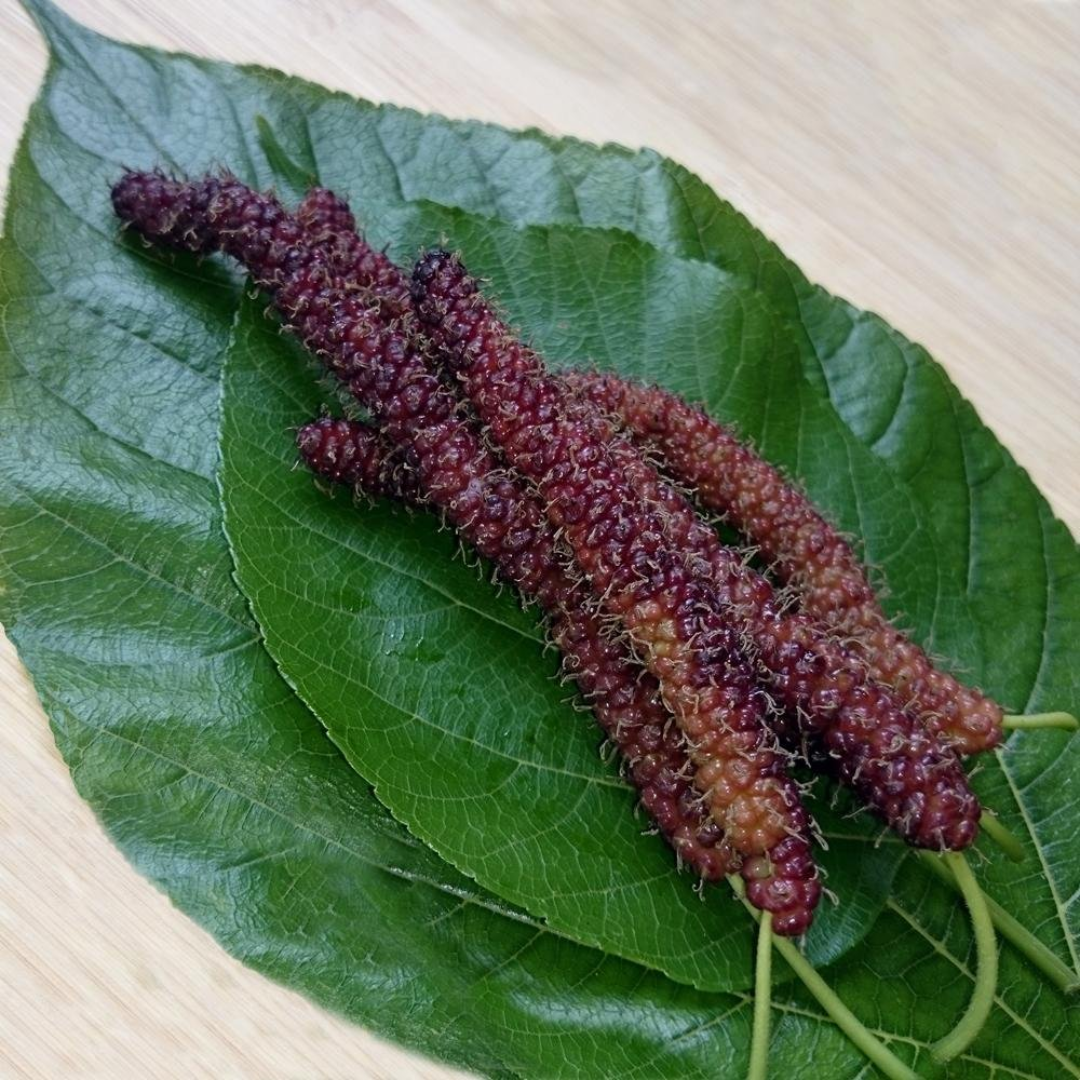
left=916, top=850, right=1078, bottom=995
left=930, top=852, right=998, bottom=1062
left=729, top=878, right=917, bottom=1080
left=747, top=911, right=773, bottom=1080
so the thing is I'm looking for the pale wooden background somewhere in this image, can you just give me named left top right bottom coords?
left=1, top=2, right=1078, bottom=1077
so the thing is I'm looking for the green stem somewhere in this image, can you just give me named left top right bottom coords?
left=930, top=853, right=999, bottom=1062
left=979, top=812, right=1025, bottom=863
left=770, top=937, right=917, bottom=1080
left=917, top=850, right=1078, bottom=995
left=748, top=911, right=773, bottom=1080
left=728, top=879, right=917, bottom=1080
left=1003, top=711, right=1079, bottom=732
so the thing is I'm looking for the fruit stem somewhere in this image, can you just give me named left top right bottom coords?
left=916, top=850, right=1079, bottom=995
left=979, top=812, right=1025, bottom=862
left=728, top=878, right=917, bottom=1080
left=748, top=911, right=773, bottom=1080
left=930, top=852, right=999, bottom=1062
left=1003, top=711, right=1079, bottom=732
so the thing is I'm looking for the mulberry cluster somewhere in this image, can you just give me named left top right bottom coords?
left=113, top=171, right=741, bottom=896
left=412, top=251, right=979, bottom=853
left=570, top=373, right=1003, bottom=756
left=411, top=248, right=821, bottom=929
left=113, top=169, right=1013, bottom=937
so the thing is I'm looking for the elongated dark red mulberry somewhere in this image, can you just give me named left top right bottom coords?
left=598, top=421, right=981, bottom=852
left=112, top=172, right=743, bottom=893
left=289, top=194, right=747, bottom=881
left=410, top=249, right=822, bottom=934
left=571, top=373, right=1003, bottom=756
left=412, top=250, right=980, bottom=854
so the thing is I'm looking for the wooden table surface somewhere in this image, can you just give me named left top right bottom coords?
left=1, top=2, right=1078, bottom=1077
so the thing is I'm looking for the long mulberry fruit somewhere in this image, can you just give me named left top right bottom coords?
left=112, top=171, right=755, bottom=898
left=112, top=171, right=819, bottom=933
left=569, top=373, right=1004, bottom=755
left=410, top=249, right=821, bottom=925
left=296, top=414, right=735, bottom=880
left=412, top=250, right=980, bottom=853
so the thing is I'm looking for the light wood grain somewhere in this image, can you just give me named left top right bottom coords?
left=1, top=2, right=1077, bottom=1077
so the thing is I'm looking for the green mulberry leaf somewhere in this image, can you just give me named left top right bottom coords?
left=1, top=1, right=1077, bottom=1075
